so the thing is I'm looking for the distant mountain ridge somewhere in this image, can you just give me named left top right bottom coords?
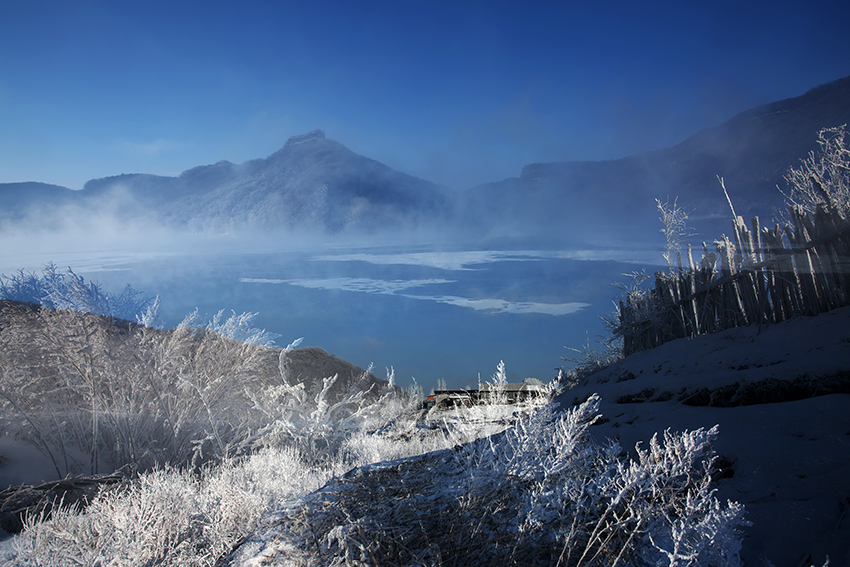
left=0, top=182, right=76, bottom=216
left=0, top=130, right=449, bottom=233
left=2, top=76, right=849, bottom=240
left=464, top=75, right=850, bottom=245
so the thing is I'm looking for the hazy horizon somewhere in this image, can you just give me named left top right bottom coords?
left=2, top=1, right=850, bottom=191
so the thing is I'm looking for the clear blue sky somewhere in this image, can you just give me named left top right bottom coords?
left=2, top=0, right=849, bottom=190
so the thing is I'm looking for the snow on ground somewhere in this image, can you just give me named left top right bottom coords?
left=559, top=306, right=850, bottom=567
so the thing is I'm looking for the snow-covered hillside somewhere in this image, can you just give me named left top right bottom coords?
left=218, top=308, right=849, bottom=567
left=560, top=306, right=850, bottom=567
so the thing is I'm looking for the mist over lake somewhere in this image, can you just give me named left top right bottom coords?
left=0, top=240, right=660, bottom=392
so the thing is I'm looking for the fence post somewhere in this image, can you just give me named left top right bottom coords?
left=616, top=196, right=850, bottom=355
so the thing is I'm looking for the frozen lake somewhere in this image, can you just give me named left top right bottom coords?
left=1, top=240, right=662, bottom=392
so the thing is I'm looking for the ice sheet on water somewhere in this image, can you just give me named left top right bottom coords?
left=313, top=247, right=660, bottom=270
left=239, top=276, right=454, bottom=295
left=240, top=276, right=590, bottom=315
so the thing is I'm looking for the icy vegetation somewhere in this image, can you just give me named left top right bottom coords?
left=0, top=268, right=748, bottom=566
left=7, top=123, right=849, bottom=563
left=0, top=263, right=154, bottom=321
left=225, top=397, right=746, bottom=567
left=0, top=288, right=412, bottom=479
left=3, top=393, right=747, bottom=567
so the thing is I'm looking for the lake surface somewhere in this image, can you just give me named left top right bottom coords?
left=1, top=241, right=662, bottom=392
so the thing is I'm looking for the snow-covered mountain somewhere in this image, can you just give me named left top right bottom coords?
left=0, top=131, right=450, bottom=233
left=87, top=130, right=450, bottom=232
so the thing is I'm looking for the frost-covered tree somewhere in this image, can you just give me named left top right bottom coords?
left=656, top=197, right=691, bottom=273
left=480, top=359, right=509, bottom=405
left=782, top=124, right=850, bottom=217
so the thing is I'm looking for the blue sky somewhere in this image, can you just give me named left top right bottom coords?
left=2, top=0, right=849, bottom=190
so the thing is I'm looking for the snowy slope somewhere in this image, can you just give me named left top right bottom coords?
left=223, top=308, right=849, bottom=567
left=559, top=306, right=850, bottom=567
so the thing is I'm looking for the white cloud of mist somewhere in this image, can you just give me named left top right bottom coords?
left=0, top=182, right=362, bottom=276
left=0, top=194, right=261, bottom=275
left=0, top=221, right=199, bottom=275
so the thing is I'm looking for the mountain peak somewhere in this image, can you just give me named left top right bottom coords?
left=284, top=130, right=327, bottom=148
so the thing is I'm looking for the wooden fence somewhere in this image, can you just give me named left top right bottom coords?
left=618, top=200, right=850, bottom=356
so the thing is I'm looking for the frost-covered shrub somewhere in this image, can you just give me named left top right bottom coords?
left=249, top=355, right=419, bottom=472
left=454, top=398, right=747, bottom=567
left=246, top=395, right=747, bottom=567
left=782, top=124, right=850, bottom=217
left=0, top=276, right=423, bottom=480
left=12, top=446, right=325, bottom=567
left=0, top=265, right=422, bottom=479
left=0, top=303, right=284, bottom=476
left=480, top=359, right=510, bottom=404
left=2, top=302, right=383, bottom=476
left=562, top=336, right=624, bottom=387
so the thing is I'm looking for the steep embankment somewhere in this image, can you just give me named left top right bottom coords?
left=559, top=306, right=850, bottom=567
